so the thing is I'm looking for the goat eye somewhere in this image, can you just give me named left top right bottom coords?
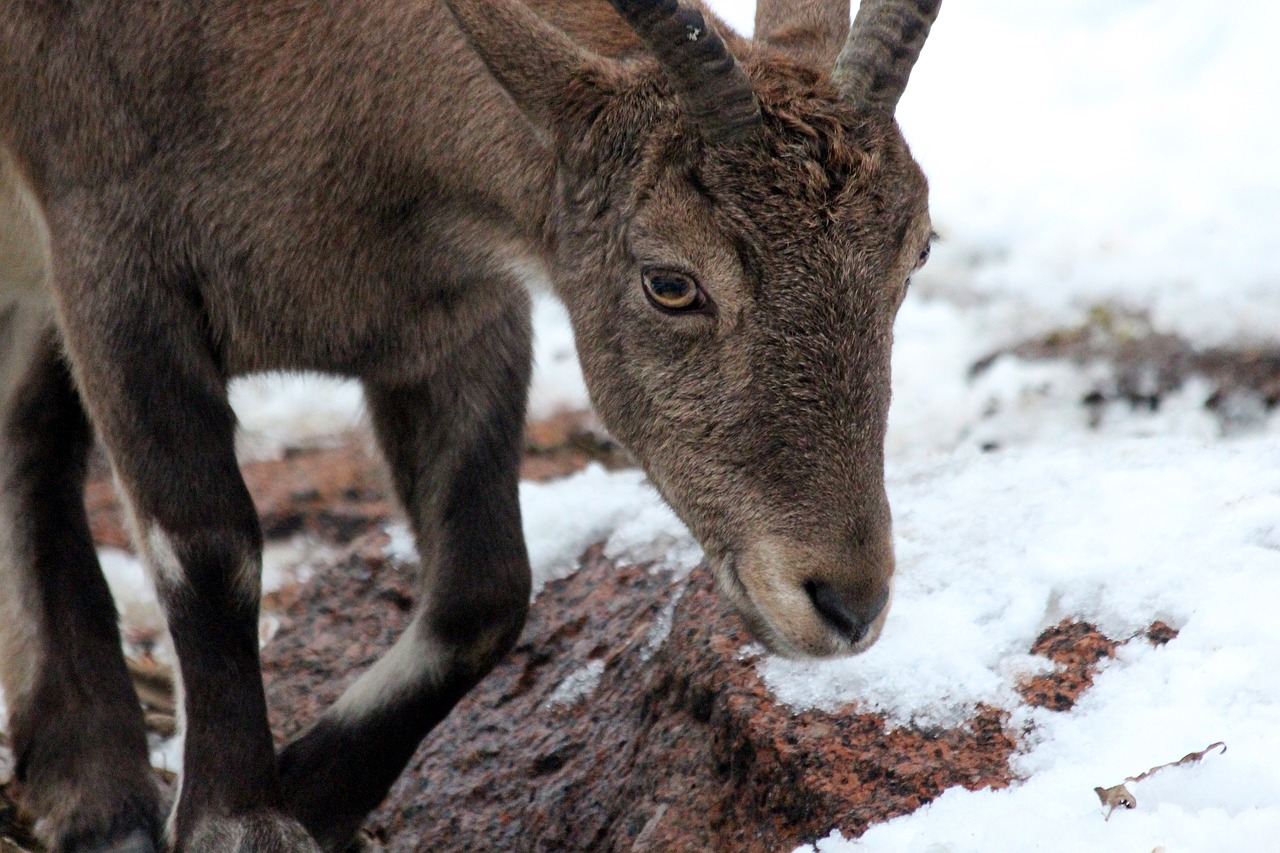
left=642, top=269, right=701, bottom=312
left=917, top=242, right=931, bottom=267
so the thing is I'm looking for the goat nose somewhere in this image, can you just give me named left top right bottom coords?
left=804, top=580, right=888, bottom=645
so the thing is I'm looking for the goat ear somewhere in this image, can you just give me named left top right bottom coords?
left=754, top=0, right=850, bottom=70
left=444, top=0, right=618, bottom=144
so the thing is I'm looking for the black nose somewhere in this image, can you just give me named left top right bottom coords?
left=805, top=580, right=888, bottom=645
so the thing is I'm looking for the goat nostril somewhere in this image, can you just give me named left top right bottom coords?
left=804, top=580, right=884, bottom=645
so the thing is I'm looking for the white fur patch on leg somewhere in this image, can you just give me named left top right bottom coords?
left=327, top=615, right=449, bottom=725
left=143, top=525, right=187, bottom=590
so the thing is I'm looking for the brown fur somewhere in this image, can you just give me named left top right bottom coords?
left=755, top=0, right=853, bottom=69
left=0, top=1, right=937, bottom=850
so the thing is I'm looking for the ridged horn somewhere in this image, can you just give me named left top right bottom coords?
left=609, top=0, right=761, bottom=143
left=832, top=0, right=942, bottom=114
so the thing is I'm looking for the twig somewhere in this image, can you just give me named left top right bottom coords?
left=1127, top=742, right=1226, bottom=785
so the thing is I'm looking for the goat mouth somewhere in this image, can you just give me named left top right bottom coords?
left=708, top=553, right=886, bottom=660
left=708, top=553, right=817, bottom=659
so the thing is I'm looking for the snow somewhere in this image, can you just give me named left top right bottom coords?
left=545, top=659, right=607, bottom=709
left=229, top=373, right=366, bottom=461
left=527, top=292, right=593, bottom=420
left=724, top=0, right=1280, bottom=348
left=521, top=465, right=701, bottom=597
left=98, top=548, right=167, bottom=650
left=771, top=439, right=1280, bottom=853
left=4, top=1, right=1279, bottom=849
left=894, top=0, right=1280, bottom=350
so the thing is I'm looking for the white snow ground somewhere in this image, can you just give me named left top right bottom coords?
left=4, top=1, right=1279, bottom=850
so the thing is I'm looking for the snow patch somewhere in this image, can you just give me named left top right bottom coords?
left=640, top=582, right=689, bottom=663
left=520, top=465, right=695, bottom=597
left=229, top=373, right=366, bottom=461
left=545, top=659, right=606, bottom=709
left=528, top=293, right=592, bottom=420
left=378, top=467, right=697, bottom=601
left=99, top=548, right=165, bottom=646
left=383, top=523, right=420, bottom=564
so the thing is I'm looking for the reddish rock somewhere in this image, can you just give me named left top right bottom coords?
left=241, top=441, right=393, bottom=542
left=264, top=532, right=416, bottom=733
left=522, top=410, right=635, bottom=482
left=261, top=542, right=1016, bottom=852
left=61, top=428, right=1178, bottom=852
left=85, top=441, right=394, bottom=553
left=1019, top=620, right=1119, bottom=712
left=1017, top=619, right=1181, bottom=713
left=974, top=311, right=1280, bottom=415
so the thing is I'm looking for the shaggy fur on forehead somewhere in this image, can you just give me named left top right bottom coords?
left=619, top=53, right=921, bottom=229
left=747, top=58, right=889, bottom=199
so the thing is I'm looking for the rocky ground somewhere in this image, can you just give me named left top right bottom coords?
left=2, top=325, right=1275, bottom=851
left=973, top=307, right=1280, bottom=432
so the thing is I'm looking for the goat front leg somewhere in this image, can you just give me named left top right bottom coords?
left=53, top=255, right=318, bottom=853
left=278, top=299, right=533, bottom=851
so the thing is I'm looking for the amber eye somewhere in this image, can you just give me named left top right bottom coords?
left=642, top=268, right=702, bottom=312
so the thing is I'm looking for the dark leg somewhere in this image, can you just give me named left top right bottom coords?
left=278, top=298, right=534, bottom=851
left=0, top=322, right=161, bottom=853
left=52, top=257, right=316, bottom=852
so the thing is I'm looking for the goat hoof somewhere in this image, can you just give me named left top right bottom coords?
left=186, top=811, right=324, bottom=853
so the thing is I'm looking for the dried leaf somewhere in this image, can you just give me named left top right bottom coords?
left=1094, top=784, right=1137, bottom=820
left=1095, top=741, right=1226, bottom=820
left=127, top=656, right=177, bottom=715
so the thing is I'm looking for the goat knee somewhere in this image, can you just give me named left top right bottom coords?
left=136, top=516, right=263, bottom=607
left=428, top=556, right=531, bottom=679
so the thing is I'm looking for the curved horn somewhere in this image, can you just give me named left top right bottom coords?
left=609, top=0, right=761, bottom=143
left=832, top=0, right=942, bottom=114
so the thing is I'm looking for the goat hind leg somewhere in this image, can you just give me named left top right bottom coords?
left=0, top=321, right=161, bottom=853
left=53, top=257, right=319, bottom=852
left=278, top=299, right=533, bottom=851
